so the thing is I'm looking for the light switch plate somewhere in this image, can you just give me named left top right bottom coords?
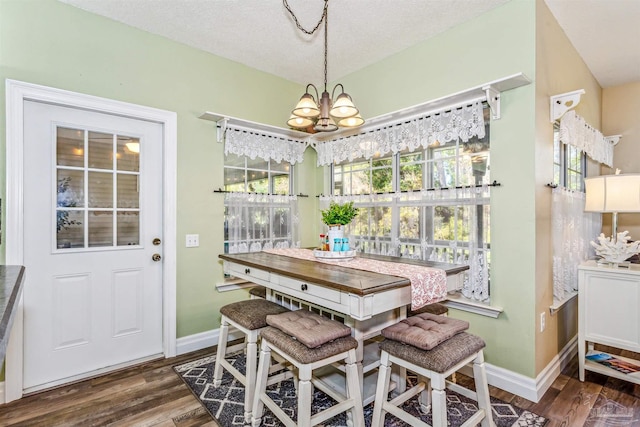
left=186, top=234, right=199, bottom=247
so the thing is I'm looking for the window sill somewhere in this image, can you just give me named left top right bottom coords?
left=549, top=291, right=578, bottom=315
left=216, top=277, right=251, bottom=293
left=443, top=294, right=503, bottom=318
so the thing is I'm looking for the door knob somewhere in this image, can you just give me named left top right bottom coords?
left=153, top=238, right=161, bottom=245
left=152, top=253, right=162, bottom=262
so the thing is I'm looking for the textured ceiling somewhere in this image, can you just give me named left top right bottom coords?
left=59, top=0, right=640, bottom=88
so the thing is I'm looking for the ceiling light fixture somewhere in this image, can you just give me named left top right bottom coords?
left=284, top=0, right=364, bottom=132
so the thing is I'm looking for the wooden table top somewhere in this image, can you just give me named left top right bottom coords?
left=219, top=251, right=467, bottom=296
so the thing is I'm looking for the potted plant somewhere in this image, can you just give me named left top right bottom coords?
left=321, top=201, right=359, bottom=250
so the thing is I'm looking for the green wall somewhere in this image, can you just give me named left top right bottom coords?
left=340, top=0, right=538, bottom=376
left=1, top=0, right=595, bottom=383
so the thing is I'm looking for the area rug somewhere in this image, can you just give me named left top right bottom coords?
left=174, top=353, right=548, bottom=427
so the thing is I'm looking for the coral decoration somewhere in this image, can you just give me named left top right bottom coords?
left=590, top=231, right=640, bottom=263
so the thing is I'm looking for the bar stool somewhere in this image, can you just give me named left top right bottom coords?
left=213, top=299, right=290, bottom=423
left=372, top=314, right=495, bottom=427
left=251, top=310, right=365, bottom=427
left=249, top=286, right=267, bottom=299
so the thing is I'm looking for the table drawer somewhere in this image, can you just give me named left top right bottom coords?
left=275, top=275, right=342, bottom=304
left=227, top=262, right=270, bottom=283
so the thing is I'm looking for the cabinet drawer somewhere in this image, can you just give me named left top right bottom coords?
left=275, top=275, right=342, bottom=304
left=228, top=262, right=270, bottom=282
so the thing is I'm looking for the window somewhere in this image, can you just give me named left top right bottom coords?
left=223, top=153, right=298, bottom=254
left=553, top=123, right=586, bottom=191
left=328, top=107, right=491, bottom=301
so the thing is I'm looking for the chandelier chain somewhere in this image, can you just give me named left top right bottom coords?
left=283, top=0, right=328, bottom=35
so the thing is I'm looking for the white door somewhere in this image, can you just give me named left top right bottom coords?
left=22, top=100, right=164, bottom=392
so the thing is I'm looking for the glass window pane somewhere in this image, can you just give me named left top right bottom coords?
left=88, top=171, right=113, bottom=208
left=247, top=157, right=268, bottom=170
left=88, top=131, right=113, bottom=170
left=117, top=212, right=139, bottom=246
left=399, top=206, right=420, bottom=239
left=272, top=207, right=290, bottom=238
left=117, top=174, right=139, bottom=208
left=434, top=206, right=455, bottom=241
left=225, top=168, right=246, bottom=191
left=224, top=153, right=245, bottom=168
left=57, top=210, right=84, bottom=249
left=247, top=176, right=268, bottom=193
left=271, top=161, right=291, bottom=173
left=400, top=162, right=423, bottom=191
left=117, top=136, right=140, bottom=172
left=57, top=169, right=84, bottom=208
left=57, top=127, right=84, bottom=167
left=351, top=168, right=370, bottom=194
left=372, top=167, right=393, bottom=193
left=89, top=211, right=113, bottom=247
left=273, top=174, right=290, bottom=195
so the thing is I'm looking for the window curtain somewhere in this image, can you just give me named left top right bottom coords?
left=224, top=192, right=300, bottom=254
left=315, top=101, right=486, bottom=166
left=551, top=187, right=600, bottom=301
left=224, top=126, right=306, bottom=165
left=320, top=185, right=491, bottom=302
left=559, top=110, right=613, bottom=167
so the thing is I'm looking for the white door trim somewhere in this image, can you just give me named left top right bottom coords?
left=4, top=79, right=177, bottom=401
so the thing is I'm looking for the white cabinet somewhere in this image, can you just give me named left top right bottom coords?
left=578, top=261, right=640, bottom=384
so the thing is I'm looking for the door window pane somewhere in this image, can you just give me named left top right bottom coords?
left=57, top=211, right=84, bottom=248
left=57, top=127, right=84, bottom=167
left=117, top=174, right=139, bottom=209
left=57, top=170, right=84, bottom=208
left=117, top=136, right=140, bottom=172
left=88, top=171, right=113, bottom=208
left=89, top=211, right=113, bottom=247
left=88, top=132, right=113, bottom=170
left=117, top=212, right=139, bottom=246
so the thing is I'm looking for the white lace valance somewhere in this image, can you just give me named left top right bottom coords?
left=559, top=110, right=613, bottom=167
left=314, top=102, right=486, bottom=166
left=224, top=126, right=307, bottom=165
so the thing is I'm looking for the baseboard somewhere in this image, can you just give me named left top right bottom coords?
left=179, top=328, right=577, bottom=403
left=458, top=334, right=577, bottom=402
left=176, top=327, right=243, bottom=356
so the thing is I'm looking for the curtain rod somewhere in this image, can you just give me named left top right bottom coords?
left=213, top=188, right=308, bottom=197
left=317, top=180, right=501, bottom=197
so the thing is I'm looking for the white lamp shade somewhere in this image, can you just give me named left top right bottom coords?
left=337, top=113, right=364, bottom=127
left=585, top=173, right=640, bottom=213
left=330, top=92, right=358, bottom=118
left=292, top=93, right=320, bottom=118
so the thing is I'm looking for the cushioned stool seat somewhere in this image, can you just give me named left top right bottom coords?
left=372, top=317, right=495, bottom=427
left=213, top=299, right=290, bottom=424
left=248, top=286, right=267, bottom=299
left=251, top=310, right=365, bottom=427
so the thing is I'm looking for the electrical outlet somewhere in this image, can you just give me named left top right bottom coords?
left=186, top=234, right=199, bottom=248
left=540, top=312, right=546, bottom=332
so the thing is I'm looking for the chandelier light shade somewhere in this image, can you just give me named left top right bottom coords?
left=284, top=0, right=364, bottom=132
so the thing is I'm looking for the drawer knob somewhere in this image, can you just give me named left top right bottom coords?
left=245, top=268, right=250, bottom=275
left=301, top=283, right=308, bottom=291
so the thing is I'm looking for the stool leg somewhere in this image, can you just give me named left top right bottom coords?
left=297, top=365, right=313, bottom=427
left=213, top=316, right=230, bottom=387
left=417, top=374, right=431, bottom=413
left=345, top=349, right=365, bottom=427
left=244, top=329, right=259, bottom=424
left=251, top=340, right=272, bottom=427
left=472, top=350, right=495, bottom=427
left=371, top=350, right=392, bottom=427
left=430, top=374, right=447, bottom=427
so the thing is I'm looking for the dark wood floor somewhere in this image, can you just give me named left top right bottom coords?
left=1, top=344, right=639, bottom=426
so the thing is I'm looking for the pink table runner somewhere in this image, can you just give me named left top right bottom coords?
left=262, top=248, right=447, bottom=310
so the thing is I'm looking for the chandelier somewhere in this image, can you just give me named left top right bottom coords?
left=284, top=0, right=364, bottom=132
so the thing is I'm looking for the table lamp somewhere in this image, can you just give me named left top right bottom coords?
left=584, top=172, right=640, bottom=266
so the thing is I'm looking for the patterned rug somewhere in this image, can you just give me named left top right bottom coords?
left=174, top=353, right=548, bottom=427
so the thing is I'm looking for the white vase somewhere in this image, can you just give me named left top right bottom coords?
left=327, top=225, right=344, bottom=251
